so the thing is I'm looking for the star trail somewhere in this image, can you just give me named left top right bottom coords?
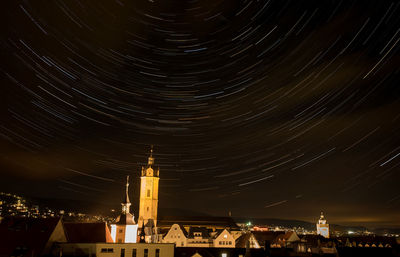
left=1, top=0, right=400, bottom=227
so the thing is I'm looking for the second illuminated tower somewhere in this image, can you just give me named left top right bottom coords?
left=138, top=146, right=160, bottom=228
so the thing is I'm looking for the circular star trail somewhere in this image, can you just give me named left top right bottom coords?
left=1, top=0, right=400, bottom=227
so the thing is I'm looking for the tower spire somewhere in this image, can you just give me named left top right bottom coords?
left=148, top=145, right=155, bottom=165
left=121, top=175, right=132, bottom=215
left=123, top=175, right=130, bottom=204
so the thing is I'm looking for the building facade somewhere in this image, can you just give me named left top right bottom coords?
left=162, top=224, right=236, bottom=248
left=58, top=243, right=174, bottom=257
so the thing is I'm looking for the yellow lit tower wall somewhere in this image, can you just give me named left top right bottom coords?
left=138, top=149, right=160, bottom=228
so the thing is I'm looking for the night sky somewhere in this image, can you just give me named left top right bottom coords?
left=1, top=0, right=400, bottom=228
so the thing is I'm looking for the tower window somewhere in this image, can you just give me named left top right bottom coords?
left=144, top=249, right=148, bottom=257
left=132, top=249, right=136, bottom=257
left=147, top=189, right=150, bottom=197
left=147, top=207, right=149, bottom=212
left=155, top=249, right=160, bottom=257
left=121, top=249, right=125, bottom=257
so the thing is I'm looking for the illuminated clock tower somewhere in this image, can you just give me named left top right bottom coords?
left=316, top=212, right=330, bottom=238
left=138, top=146, right=160, bottom=228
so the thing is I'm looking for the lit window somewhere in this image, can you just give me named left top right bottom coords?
left=222, top=253, right=227, bottom=257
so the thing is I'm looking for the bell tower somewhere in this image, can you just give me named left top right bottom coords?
left=138, top=146, right=160, bottom=228
left=316, top=212, right=330, bottom=238
left=110, top=176, right=138, bottom=243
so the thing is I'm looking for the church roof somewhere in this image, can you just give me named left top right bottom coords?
left=115, top=213, right=136, bottom=225
left=64, top=222, right=113, bottom=243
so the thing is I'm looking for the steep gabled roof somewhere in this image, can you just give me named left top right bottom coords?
left=0, top=217, right=66, bottom=257
left=115, top=213, right=136, bottom=225
left=272, top=231, right=300, bottom=243
left=212, top=228, right=233, bottom=240
left=188, top=226, right=211, bottom=239
left=163, top=223, right=188, bottom=239
left=177, top=224, right=189, bottom=237
left=64, top=222, right=113, bottom=243
left=236, top=233, right=253, bottom=248
left=252, top=231, right=285, bottom=247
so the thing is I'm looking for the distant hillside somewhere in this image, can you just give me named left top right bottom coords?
left=31, top=197, right=209, bottom=217
left=233, top=217, right=367, bottom=232
left=30, top=197, right=115, bottom=216
left=15, top=196, right=399, bottom=235
left=158, top=208, right=210, bottom=217
left=234, top=217, right=316, bottom=230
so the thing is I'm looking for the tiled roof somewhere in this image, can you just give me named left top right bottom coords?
left=252, top=231, right=284, bottom=246
left=0, top=217, right=64, bottom=257
left=64, top=222, right=113, bottom=243
left=115, top=213, right=136, bottom=225
left=236, top=233, right=252, bottom=248
left=188, top=227, right=211, bottom=239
